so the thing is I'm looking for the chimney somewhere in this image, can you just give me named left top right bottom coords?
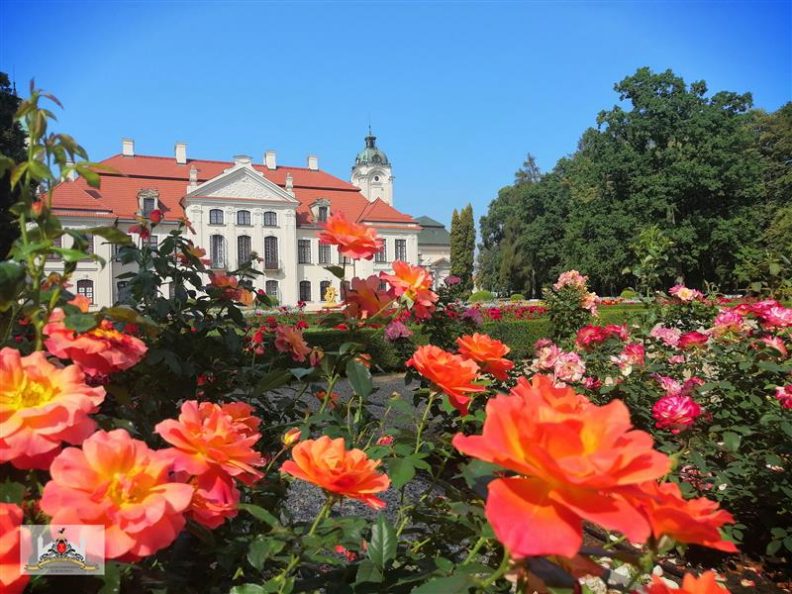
left=175, top=142, right=187, bottom=165
left=188, top=166, right=198, bottom=189
left=285, top=173, right=294, bottom=193
left=122, top=138, right=135, bottom=157
left=234, top=155, right=252, bottom=167
left=307, top=155, right=319, bottom=171
left=265, top=150, right=277, bottom=170
left=64, top=160, right=78, bottom=182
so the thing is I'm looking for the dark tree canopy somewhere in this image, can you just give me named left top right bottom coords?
left=0, top=73, right=26, bottom=257
left=477, top=67, right=790, bottom=296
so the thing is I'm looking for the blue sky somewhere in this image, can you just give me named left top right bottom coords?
left=1, top=1, right=789, bottom=228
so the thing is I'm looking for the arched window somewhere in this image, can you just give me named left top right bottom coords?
left=263, top=211, right=277, bottom=227
left=264, top=236, right=278, bottom=270
left=77, top=279, right=94, bottom=304
left=209, top=209, right=224, bottom=225
left=210, top=235, right=226, bottom=268
left=320, top=280, right=331, bottom=301
left=237, top=235, right=251, bottom=266
left=237, top=210, right=251, bottom=226
left=265, top=280, right=279, bottom=300
left=299, top=281, right=311, bottom=302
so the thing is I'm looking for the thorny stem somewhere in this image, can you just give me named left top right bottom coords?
left=476, top=548, right=510, bottom=589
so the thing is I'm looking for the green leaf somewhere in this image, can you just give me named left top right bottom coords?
left=410, top=574, right=474, bottom=594
left=722, top=431, right=741, bottom=453
left=247, top=537, right=286, bottom=570
left=355, top=560, right=383, bottom=584
left=238, top=503, right=279, bottom=527
left=255, top=369, right=294, bottom=394
left=229, top=586, right=267, bottom=594
left=368, top=514, right=397, bottom=570
left=325, top=265, right=346, bottom=279
left=0, top=261, right=25, bottom=310
left=0, top=480, right=25, bottom=504
left=51, top=247, right=93, bottom=263
left=346, top=359, right=373, bottom=397
left=84, top=226, right=133, bottom=245
left=64, top=312, right=98, bottom=333
left=387, top=457, right=416, bottom=489
left=98, top=562, right=123, bottom=594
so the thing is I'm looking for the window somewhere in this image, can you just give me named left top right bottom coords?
left=264, top=236, right=278, bottom=269
left=320, top=280, right=331, bottom=301
left=117, top=281, right=131, bottom=302
left=237, top=210, right=251, bottom=226
left=142, top=197, right=156, bottom=216
left=77, top=279, right=94, bottom=304
left=238, top=235, right=251, bottom=266
left=265, top=280, right=279, bottom=300
left=210, top=235, right=226, bottom=268
left=340, top=280, right=350, bottom=300
left=209, top=209, right=224, bottom=225
left=263, top=211, right=277, bottom=227
left=298, top=239, right=311, bottom=264
left=318, top=206, right=328, bottom=222
left=395, top=239, right=407, bottom=262
left=374, top=176, right=380, bottom=182
left=85, top=235, right=94, bottom=255
left=318, top=243, right=331, bottom=264
left=48, top=235, right=62, bottom=260
left=299, top=281, right=312, bottom=302
left=375, top=240, right=387, bottom=263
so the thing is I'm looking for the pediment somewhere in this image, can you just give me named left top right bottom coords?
left=184, top=165, right=298, bottom=204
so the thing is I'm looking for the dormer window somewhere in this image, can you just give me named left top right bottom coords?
left=318, top=206, right=328, bottom=222
left=312, top=199, right=330, bottom=224
left=137, top=189, right=159, bottom=216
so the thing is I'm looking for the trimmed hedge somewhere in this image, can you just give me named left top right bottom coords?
left=468, top=290, right=494, bottom=303
left=303, top=305, right=648, bottom=371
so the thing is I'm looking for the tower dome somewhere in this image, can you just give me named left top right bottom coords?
left=351, top=128, right=394, bottom=206
left=355, top=132, right=390, bottom=166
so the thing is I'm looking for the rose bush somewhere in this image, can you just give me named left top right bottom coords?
left=0, top=84, right=764, bottom=594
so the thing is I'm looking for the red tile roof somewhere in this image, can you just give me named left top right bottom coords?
left=50, top=153, right=416, bottom=226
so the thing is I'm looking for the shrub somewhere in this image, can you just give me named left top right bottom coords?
left=468, top=289, right=494, bottom=302
left=620, top=288, right=638, bottom=299
left=544, top=270, right=597, bottom=344
left=482, top=319, right=550, bottom=360
left=510, top=293, right=526, bottom=301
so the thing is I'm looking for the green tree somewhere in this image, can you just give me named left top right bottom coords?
left=0, top=73, right=26, bottom=257
left=451, top=204, right=475, bottom=293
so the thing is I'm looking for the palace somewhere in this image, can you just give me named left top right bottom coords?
left=48, top=132, right=448, bottom=308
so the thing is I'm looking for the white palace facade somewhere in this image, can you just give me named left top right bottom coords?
left=48, top=133, right=432, bottom=309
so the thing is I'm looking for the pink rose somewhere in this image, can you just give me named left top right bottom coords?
left=652, top=394, right=702, bottom=433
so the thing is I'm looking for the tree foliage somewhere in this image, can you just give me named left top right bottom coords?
left=450, top=203, right=475, bottom=293
left=477, top=67, right=791, bottom=295
left=0, top=73, right=26, bottom=258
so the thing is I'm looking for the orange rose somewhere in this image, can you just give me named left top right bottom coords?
left=40, top=429, right=194, bottom=561
left=44, top=309, right=148, bottom=377
left=406, top=344, right=485, bottom=415
left=0, top=503, right=29, bottom=594
left=626, top=481, right=737, bottom=552
left=453, top=375, right=670, bottom=558
left=315, top=390, right=340, bottom=409
left=456, top=333, right=515, bottom=381
left=344, top=275, right=394, bottom=319
left=643, top=571, right=730, bottom=594
left=209, top=272, right=254, bottom=305
left=281, top=436, right=390, bottom=509
left=317, top=211, right=383, bottom=260
left=186, top=469, right=240, bottom=529
left=274, top=325, right=312, bottom=362
left=220, top=401, right=261, bottom=438
left=282, top=427, right=302, bottom=447
left=0, top=347, right=105, bottom=469
left=155, top=400, right=264, bottom=485
left=381, top=261, right=438, bottom=319
left=68, top=294, right=91, bottom=312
